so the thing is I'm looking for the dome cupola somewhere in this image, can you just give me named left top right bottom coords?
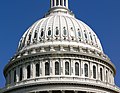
left=50, top=0, right=68, bottom=8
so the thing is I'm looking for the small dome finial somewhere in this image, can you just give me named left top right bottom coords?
left=50, top=0, right=68, bottom=9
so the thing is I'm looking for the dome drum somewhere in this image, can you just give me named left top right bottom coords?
left=3, top=52, right=119, bottom=93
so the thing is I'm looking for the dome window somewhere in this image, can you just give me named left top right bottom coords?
left=89, top=33, right=93, bottom=41
left=60, top=0, right=62, bottom=6
left=56, top=0, right=59, bottom=6
left=93, top=65, right=96, bottom=79
left=41, top=29, right=44, bottom=37
left=106, top=70, right=108, bottom=82
left=27, top=65, right=31, bottom=79
left=65, top=62, right=69, bottom=75
left=48, top=27, right=52, bottom=36
left=75, top=62, right=79, bottom=76
left=63, top=27, right=67, bottom=36
left=78, top=29, right=81, bottom=37
left=94, top=35, right=97, bottom=43
left=84, top=31, right=87, bottom=39
left=100, top=68, right=103, bottom=81
left=64, top=0, right=66, bottom=6
left=55, top=27, right=59, bottom=36
left=53, top=0, right=54, bottom=6
left=34, top=30, right=38, bottom=39
left=55, top=62, right=60, bottom=75
left=19, top=67, right=23, bottom=81
left=28, top=32, right=32, bottom=41
left=45, top=62, right=50, bottom=76
left=36, top=63, right=40, bottom=77
left=84, top=63, right=88, bottom=77
left=14, top=70, right=16, bottom=82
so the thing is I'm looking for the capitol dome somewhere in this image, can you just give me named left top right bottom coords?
left=1, top=0, right=120, bottom=93
left=18, top=11, right=103, bottom=53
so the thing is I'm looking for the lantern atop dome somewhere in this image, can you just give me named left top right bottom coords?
left=50, top=0, right=68, bottom=9
left=47, top=0, right=74, bottom=17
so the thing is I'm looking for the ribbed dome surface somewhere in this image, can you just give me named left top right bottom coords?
left=18, top=14, right=103, bottom=53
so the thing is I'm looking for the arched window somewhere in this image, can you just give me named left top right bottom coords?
left=28, top=32, right=31, bottom=41
left=41, top=29, right=44, bottom=37
left=75, top=62, right=79, bottom=76
left=64, top=0, right=66, bottom=6
left=55, top=62, right=59, bottom=75
left=93, top=65, right=96, bottom=79
left=106, top=71, right=108, bottom=82
left=45, top=62, right=50, bottom=76
left=56, top=27, right=59, bottom=36
left=90, top=33, right=93, bottom=41
left=14, top=70, right=16, bottom=82
left=20, top=67, right=23, bottom=81
left=84, top=64, right=88, bottom=77
left=65, top=62, right=69, bottom=75
left=63, top=27, right=67, bottom=36
left=100, top=68, right=103, bottom=81
left=78, top=29, right=81, bottom=37
left=36, top=63, right=40, bottom=77
left=60, top=0, right=62, bottom=6
left=48, top=27, right=51, bottom=36
left=53, top=0, right=54, bottom=6
left=84, top=31, right=87, bottom=39
left=56, top=0, right=59, bottom=6
left=27, top=65, right=31, bottom=79
left=34, top=30, right=37, bottom=39
left=94, top=35, right=97, bottom=43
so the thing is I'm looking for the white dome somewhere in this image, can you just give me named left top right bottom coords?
left=2, top=0, right=120, bottom=93
left=18, top=12, right=103, bottom=53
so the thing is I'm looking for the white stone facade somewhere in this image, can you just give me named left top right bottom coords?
left=1, top=0, right=120, bottom=93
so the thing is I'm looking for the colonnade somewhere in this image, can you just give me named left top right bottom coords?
left=5, top=58, right=114, bottom=86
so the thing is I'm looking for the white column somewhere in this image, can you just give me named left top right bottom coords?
left=16, top=67, right=19, bottom=82
left=61, top=59, right=64, bottom=75
left=71, top=59, right=74, bottom=76
left=40, top=61, right=42, bottom=76
left=89, top=62, right=92, bottom=78
left=103, top=66, right=105, bottom=82
left=58, top=0, right=60, bottom=5
left=42, top=61, right=45, bottom=76
left=62, top=0, right=64, bottom=6
left=23, top=65, right=27, bottom=80
left=81, top=60, right=84, bottom=77
left=97, top=64, right=100, bottom=80
left=66, top=0, right=68, bottom=8
left=32, top=62, right=36, bottom=78
left=50, top=60, right=53, bottom=76
left=54, top=0, right=56, bottom=6
left=108, top=70, right=110, bottom=83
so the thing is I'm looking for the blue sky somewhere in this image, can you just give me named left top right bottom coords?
left=0, top=0, right=120, bottom=88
